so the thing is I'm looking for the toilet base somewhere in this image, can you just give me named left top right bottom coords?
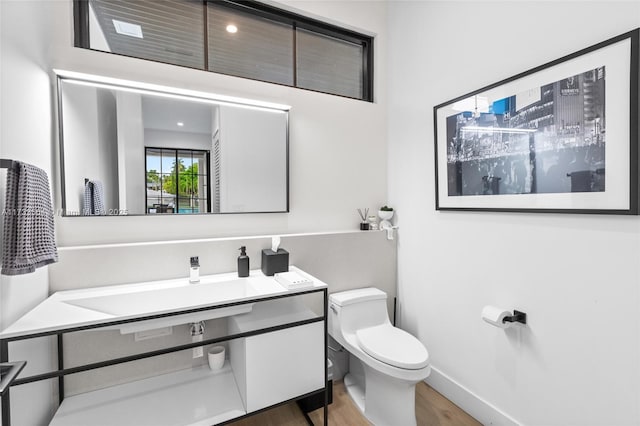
left=344, top=373, right=366, bottom=413
left=345, top=356, right=419, bottom=426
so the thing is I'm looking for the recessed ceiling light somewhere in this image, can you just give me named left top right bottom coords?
left=177, top=122, right=184, bottom=127
left=226, top=24, right=238, bottom=34
left=113, top=19, right=143, bottom=38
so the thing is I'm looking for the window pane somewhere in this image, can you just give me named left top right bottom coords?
left=147, top=148, right=170, bottom=212
left=160, top=173, right=175, bottom=197
left=158, top=149, right=174, bottom=174
left=88, top=0, right=205, bottom=69
left=296, top=28, right=364, bottom=99
left=147, top=147, right=209, bottom=214
left=194, top=152, right=208, bottom=175
left=207, top=3, right=294, bottom=85
left=178, top=197, right=196, bottom=214
left=146, top=149, right=162, bottom=191
left=178, top=150, right=194, bottom=169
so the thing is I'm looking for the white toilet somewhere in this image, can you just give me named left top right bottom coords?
left=328, top=287, right=430, bottom=426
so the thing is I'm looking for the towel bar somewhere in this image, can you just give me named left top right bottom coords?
left=0, top=159, right=18, bottom=170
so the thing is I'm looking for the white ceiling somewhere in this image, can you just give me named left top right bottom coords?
left=141, top=95, right=215, bottom=135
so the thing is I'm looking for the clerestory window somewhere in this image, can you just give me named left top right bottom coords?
left=74, top=0, right=374, bottom=101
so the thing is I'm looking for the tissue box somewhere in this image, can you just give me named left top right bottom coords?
left=261, top=248, right=289, bottom=276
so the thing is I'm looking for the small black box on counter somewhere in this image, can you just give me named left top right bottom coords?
left=261, top=248, right=289, bottom=276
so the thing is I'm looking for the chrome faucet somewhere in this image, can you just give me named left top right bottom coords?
left=189, top=256, right=200, bottom=283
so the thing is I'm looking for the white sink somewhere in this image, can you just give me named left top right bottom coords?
left=62, top=275, right=287, bottom=334
left=0, top=266, right=325, bottom=340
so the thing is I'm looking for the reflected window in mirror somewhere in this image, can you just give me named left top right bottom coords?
left=145, top=148, right=210, bottom=214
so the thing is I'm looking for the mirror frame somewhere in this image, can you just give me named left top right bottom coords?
left=55, top=70, right=290, bottom=216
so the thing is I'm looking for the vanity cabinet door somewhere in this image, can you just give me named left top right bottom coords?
left=230, top=322, right=325, bottom=413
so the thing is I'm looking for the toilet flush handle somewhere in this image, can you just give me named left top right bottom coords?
left=330, top=304, right=338, bottom=314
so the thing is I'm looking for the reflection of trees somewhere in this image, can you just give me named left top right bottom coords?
left=163, top=160, right=199, bottom=199
left=146, top=169, right=160, bottom=189
left=180, top=163, right=199, bottom=199
left=162, top=160, right=183, bottom=195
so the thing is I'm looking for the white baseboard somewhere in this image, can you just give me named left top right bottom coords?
left=425, top=366, right=521, bottom=426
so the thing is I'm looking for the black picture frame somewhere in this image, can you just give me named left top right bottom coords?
left=434, top=29, right=639, bottom=214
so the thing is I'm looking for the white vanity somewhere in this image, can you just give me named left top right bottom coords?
left=0, top=267, right=328, bottom=426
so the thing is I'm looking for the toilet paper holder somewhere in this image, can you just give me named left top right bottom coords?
left=502, top=310, right=527, bottom=325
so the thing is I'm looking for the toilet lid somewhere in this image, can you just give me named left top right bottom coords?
left=356, top=325, right=429, bottom=370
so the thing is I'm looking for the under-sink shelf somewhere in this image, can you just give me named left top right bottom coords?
left=49, top=363, right=245, bottom=426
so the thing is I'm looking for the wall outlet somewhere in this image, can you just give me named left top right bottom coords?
left=134, top=326, right=173, bottom=341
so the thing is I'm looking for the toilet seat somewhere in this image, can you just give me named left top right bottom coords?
left=356, top=325, right=429, bottom=370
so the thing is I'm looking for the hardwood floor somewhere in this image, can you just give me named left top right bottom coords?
left=229, top=380, right=481, bottom=426
left=307, top=380, right=370, bottom=426
left=412, top=382, right=481, bottom=426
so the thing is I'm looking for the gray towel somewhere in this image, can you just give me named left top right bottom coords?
left=2, top=162, right=58, bottom=275
left=83, top=179, right=106, bottom=215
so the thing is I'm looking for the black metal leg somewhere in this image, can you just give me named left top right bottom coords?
left=301, top=409, right=314, bottom=425
left=57, top=334, right=64, bottom=404
left=323, top=392, right=328, bottom=426
left=1, top=339, right=11, bottom=426
left=1, top=387, right=10, bottom=426
left=323, top=289, right=328, bottom=426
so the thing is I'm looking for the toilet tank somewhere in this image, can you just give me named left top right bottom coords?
left=329, top=288, right=390, bottom=335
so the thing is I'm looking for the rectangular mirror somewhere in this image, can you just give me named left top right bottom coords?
left=57, top=72, right=289, bottom=216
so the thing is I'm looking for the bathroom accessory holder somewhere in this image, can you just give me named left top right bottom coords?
left=0, top=158, right=19, bottom=170
left=261, top=248, right=289, bottom=276
left=357, top=208, right=370, bottom=230
left=207, top=346, right=225, bottom=371
left=238, top=246, right=250, bottom=278
left=502, top=310, right=527, bottom=325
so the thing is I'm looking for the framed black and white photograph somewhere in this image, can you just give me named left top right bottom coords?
left=434, top=29, right=639, bottom=214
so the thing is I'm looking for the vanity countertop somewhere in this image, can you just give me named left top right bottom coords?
left=0, top=266, right=326, bottom=340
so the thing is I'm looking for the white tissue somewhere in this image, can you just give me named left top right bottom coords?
left=272, top=236, right=280, bottom=252
left=481, top=305, right=511, bottom=329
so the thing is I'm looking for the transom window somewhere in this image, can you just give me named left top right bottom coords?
left=74, top=0, right=374, bottom=101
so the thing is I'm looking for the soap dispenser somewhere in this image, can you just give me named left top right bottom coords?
left=238, top=246, right=249, bottom=277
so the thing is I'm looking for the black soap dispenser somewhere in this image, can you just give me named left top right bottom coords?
left=238, top=246, right=250, bottom=277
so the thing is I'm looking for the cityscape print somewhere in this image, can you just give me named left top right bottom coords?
left=446, top=67, right=606, bottom=196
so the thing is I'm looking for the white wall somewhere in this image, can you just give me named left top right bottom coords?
left=45, top=0, right=388, bottom=247
left=61, top=85, right=118, bottom=213
left=60, top=84, right=100, bottom=213
left=96, top=89, right=119, bottom=211
left=144, top=129, right=211, bottom=152
left=116, top=92, right=146, bottom=215
left=387, top=2, right=640, bottom=425
left=218, top=106, right=287, bottom=213
left=0, top=1, right=58, bottom=425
